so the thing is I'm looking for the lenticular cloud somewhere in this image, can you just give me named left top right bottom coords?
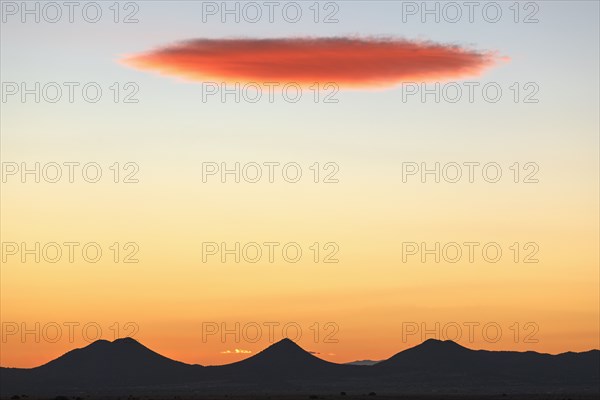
left=122, top=37, right=500, bottom=89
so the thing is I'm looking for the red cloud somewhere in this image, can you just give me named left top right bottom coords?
left=122, top=37, right=500, bottom=88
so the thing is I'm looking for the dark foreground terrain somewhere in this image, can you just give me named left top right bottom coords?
left=2, top=338, right=598, bottom=398
left=2, top=395, right=600, bottom=400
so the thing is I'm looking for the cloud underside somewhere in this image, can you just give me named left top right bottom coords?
left=122, top=37, right=499, bottom=89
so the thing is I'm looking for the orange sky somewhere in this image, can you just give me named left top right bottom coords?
left=1, top=0, right=599, bottom=370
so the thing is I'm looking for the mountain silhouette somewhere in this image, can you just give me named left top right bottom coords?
left=235, top=337, right=321, bottom=366
left=375, top=339, right=600, bottom=391
left=376, top=338, right=473, bottom=369
left=215, top=338, right=352, bottom=381
left=345, top=359, right=380, bottom=366
left=1, top=338, right=598, bottom=396
left=228, top=338, right=333, bottom=368
left=41, top=337, right=197, bottom=372
left=1, top=338, right=202, bottom=392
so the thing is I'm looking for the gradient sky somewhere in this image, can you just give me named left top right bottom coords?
left=1, top=1, right=599, bottom=367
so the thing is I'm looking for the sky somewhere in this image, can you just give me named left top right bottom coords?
left=0, top=0, right=599, bottom=367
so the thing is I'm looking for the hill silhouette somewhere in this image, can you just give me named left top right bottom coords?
left=374, top=339, right=600, bottom=392
left=1, top=337, right=202, bottom=392
left=225, top=338, right=336, bottom=369
left=345, top=359, right=380, bottom=366
left=213, top=337, right=357, bottom=382
left=41, top=337, right=197, bottom=372
left=1, top=337, right=598, bottom=396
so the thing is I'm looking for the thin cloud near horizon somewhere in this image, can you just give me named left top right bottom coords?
left=121, top=37, right=505, bottom=89
left=220, top=349, right=252, bottom=354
